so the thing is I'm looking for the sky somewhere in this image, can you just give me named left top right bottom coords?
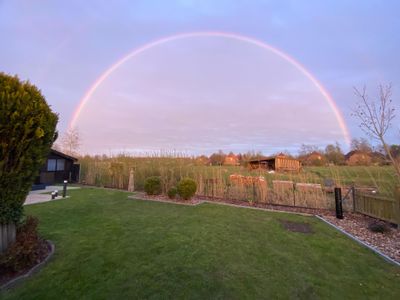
left=1, top=0, right=399, bottom=155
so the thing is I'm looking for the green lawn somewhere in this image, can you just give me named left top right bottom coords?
left=2, top=188, right=400, bottom=299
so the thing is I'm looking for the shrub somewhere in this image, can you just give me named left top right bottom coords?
left=167, top=187, right=178, bottom=199
left=0, top=73, right=58, bottom=224
left=0, top=216, right=48, bottom=272
left=177, top=178, right=197, bottom=200
left=368, top=221, right=389, bottom=233
left=144, top=176, right=162, bottom=195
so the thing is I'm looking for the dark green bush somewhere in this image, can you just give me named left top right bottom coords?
left=144, top=176, right=162, bottom=195
left=177, top=178, right=197, bottom=200
left=167, top=187, right=178, bottom=199
left=0, top=216, right=49, bottom=272
left=0, top=73, right=58, bottom=223
left=368, top=222, right=389, bottom=233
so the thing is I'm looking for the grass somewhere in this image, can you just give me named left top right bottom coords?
left=79, top=155, right=398, bottom=198
left=2, top=188, right=400, bottom=299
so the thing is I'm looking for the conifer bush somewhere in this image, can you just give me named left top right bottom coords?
left=0, top=73, right=58, bottom=224
left=177, top=178, right=197, bottom=200
left=144, top=176, right=162, bottom=195
left=167, top=187, right=178, bottom=199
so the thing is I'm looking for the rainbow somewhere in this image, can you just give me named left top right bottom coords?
left=69, top=31, right=351, bottom=145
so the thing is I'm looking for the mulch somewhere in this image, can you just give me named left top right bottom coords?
left=0, top=239, right=52, bottom=287
left=134, top=192, right=400, bottom=264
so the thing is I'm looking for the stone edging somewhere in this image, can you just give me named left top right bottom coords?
left=1, top=240, right=56, bottom=291
left=129, top=196, right=314, bottom=216
left=315, top=216, right=400, bottom=267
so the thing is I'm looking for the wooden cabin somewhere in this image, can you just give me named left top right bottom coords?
left=34, top=149, right=80, bottom=185
left=248, top=154, right=301, bottom=172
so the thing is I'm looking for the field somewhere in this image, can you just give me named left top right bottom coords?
left=2, top=188, right=400, bottom=299
left=79, top=155, right=398, bottom=198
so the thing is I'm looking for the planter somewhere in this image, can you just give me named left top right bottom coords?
left=0, top=223, right=16, bottom=253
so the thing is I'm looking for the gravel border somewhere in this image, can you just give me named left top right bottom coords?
left=316, top=216, right=400, bottom=267
left=1, top=240, right=55, bottom=291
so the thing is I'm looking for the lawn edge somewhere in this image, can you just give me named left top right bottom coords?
left=315, top=215, right=400, bottom=267
left=129, top=196, right=314, bottom=216
left=1, top=240, right=56, bottom=291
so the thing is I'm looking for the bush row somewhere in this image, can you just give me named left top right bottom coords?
left=144, top=177, right=197, bottom=200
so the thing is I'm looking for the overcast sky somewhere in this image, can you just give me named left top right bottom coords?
left=1, top=0, right=399, bottom=155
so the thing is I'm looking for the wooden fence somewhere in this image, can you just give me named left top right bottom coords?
left=0, top=223, right=16, bottom=253
left=355, top=187, right=400, bottom=226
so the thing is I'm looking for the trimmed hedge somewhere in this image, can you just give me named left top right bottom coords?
left=144, top=176, right=162, bottom=195
left=177, top=178, right=197, bottom=200
left=0, top=73, right=58, bottom=223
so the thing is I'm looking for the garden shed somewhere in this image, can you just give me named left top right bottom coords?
left=34, top=149, right=80, bottom=185
left=248, top=154, right=301, bottom=172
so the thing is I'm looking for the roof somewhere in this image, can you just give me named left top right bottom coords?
left=50, top=149, right=78, bottom=162
left=248, top=154, right=298, bottom=164
left=344, top=150, right=371, bottom=160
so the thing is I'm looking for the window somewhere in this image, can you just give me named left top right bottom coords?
left=47, top=159, right=56, bottom=171
left=56, top=159, right=65, bottom=171
left=47, top=158, right=65, bottom=171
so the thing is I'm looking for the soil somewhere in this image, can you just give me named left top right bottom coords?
left=0, top=239, right=51, bottom=287
left=134, top=192, right=400, bottom=263
left=279, top=219, right=314, bottom=234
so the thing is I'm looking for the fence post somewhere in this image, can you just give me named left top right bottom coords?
left=352, top=185, right=356, bottom=212
left=396, top=186, right=400, bottom=229
left=334, top=187, right=343, bottom=219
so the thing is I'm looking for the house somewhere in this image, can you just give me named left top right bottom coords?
left=195, top=155, right=210, bottom=166
left=345, top=150, right=372, bottom=166
left=301, top=151, right=326, bottom=166
left=224, top=153, right=240, bottom=166
left=34, top=149, right=80, bottom=186
left=248, top=153, right=301, bottom=172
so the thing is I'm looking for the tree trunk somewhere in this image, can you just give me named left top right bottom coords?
left=0, top=223, right=16, bottom=253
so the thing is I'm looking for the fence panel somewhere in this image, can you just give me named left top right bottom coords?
left=271, top=181, right=295, bottom=206
left=355, top=192, right=399, bottom=224
left=0, top=223, right=16, bottom=253
left=294, top=183, right=328, bottom=209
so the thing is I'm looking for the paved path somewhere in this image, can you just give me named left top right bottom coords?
left=24, top=186, right=80, bottom=205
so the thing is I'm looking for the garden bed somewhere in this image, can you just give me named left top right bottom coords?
left=0, top=240, right=53, bottom=289
left=322, top=213, right=400, bottom=263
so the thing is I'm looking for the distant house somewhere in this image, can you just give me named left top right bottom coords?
left=195, top=155, right=210, bottom=166
left=248, top=153, right=301, bottom=172
left=34, top=149, right=80, bottom=186
left=345, top=150, right=372, bottom=166
left=301, top=151, right=326, bottom=166
left=224, top=153, right=240, bottom=166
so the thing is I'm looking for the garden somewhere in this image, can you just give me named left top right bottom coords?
left=2, top=188, right=400, bottom=299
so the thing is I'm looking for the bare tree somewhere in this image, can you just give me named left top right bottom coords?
left=353, top=84, right=400, bottom=179
left=60, top=127, right=81, bottom=156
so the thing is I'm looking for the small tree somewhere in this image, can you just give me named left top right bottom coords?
left=353, top=84, right=400, bottom=180
left=325, top=142, right=345, bottom=165
left=209, top=150, right=226, bottom=166
left=58, top=127, right=81, bottom=156
left=0, top=73, right=58, bottom=250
